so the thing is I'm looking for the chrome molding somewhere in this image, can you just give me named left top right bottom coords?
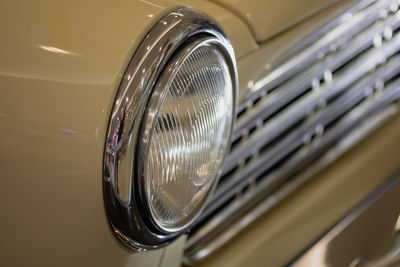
left=184, top=0, right=400, bottom=263
left=292, top=170, right=400, bottom=267
left=103, top=8, right=237, bottom=251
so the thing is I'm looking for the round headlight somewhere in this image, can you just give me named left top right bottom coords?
left=103, top=8, right=237, bottom=250
left=139, top=39, right=233, bottom=232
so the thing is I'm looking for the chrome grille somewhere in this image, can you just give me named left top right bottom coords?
left=184, top=0, right=400, bottom=263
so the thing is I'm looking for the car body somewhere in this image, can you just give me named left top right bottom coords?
left=1, top=0, right=399, bottom=266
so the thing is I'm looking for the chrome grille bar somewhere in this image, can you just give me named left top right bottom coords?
left=242, top=0, right=398, bottom=105
left=185, top=99, right=399, bottom=263
left=184, top=0, right=400, bottom=264
left=206, top=55, right=400, bottom=221
left=232, top=11, right=400, bottom=141
left=217, top=36, right=400, bottom=210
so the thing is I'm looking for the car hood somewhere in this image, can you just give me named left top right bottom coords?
left=209, top=0, right=339, bottom=42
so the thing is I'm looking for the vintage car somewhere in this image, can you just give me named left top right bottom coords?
left=1, top=0, right=399, bottom=266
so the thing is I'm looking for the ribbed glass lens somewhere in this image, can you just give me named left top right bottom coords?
left=143, top=44, right=233, bottom=230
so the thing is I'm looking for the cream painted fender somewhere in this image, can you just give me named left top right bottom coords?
left=211, top=0, right=339, bottom=42
left=0, top=1, right=255, bottom=266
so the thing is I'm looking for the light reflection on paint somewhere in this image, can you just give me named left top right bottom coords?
left=38, top=45, right=78, bottom=56
left=60, top=128, right=78, bottom=134
left=139, top=0, right=163, bottom=9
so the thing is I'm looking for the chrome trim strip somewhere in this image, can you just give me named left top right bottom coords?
left=103, top=8, right=237, bottom=250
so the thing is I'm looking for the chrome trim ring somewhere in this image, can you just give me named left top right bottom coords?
left=103, top=8, right=238, bottom=251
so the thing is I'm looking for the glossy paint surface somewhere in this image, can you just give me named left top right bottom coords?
left=211, top=0, right=339, bottom=42
left=0, top=0, right=254, bottom=266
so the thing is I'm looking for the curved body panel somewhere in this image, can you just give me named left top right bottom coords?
left=0, top=0, right=254, bottom=266
left=211, top=0, right=340, bottom=42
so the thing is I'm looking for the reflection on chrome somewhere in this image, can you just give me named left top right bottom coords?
left=102, top=7, right=237, bottom=251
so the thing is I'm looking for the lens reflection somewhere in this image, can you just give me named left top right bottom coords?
left=144, top=45, right=233, bottom=230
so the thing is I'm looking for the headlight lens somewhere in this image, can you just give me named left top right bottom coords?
left=140, top=42, right=233, bottom=231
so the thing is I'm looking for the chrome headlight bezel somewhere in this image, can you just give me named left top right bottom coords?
left=103, top=8, right=237, bottom=250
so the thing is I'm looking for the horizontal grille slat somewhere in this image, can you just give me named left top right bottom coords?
left=184, top=0, right=400, bottom=263
left=241, top=0, right=397, bottom=106
left=199, top=54, right=400, bottom=222
left=186, top=81, right=400, bottom=259
left=198, top=55, right=400, bottom=223
left=232, top=12, right=400, bottom=141
left=225, top=33, right=400, bottom=176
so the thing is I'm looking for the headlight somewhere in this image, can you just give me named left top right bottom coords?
left=103, top=8, right=237, bottom=250
left=139, top=39, right=234, bottom=232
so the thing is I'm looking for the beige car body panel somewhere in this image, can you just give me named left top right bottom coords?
left=210, top=0, right=339, bottom=42
left=0, top=0, right=399, bottom=266
left=0, top=1, right=254, bottom=266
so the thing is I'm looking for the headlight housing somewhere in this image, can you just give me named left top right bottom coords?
left=103, top=8, right=237, bottom=250
left=139, top=38, right=234, bottom=233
